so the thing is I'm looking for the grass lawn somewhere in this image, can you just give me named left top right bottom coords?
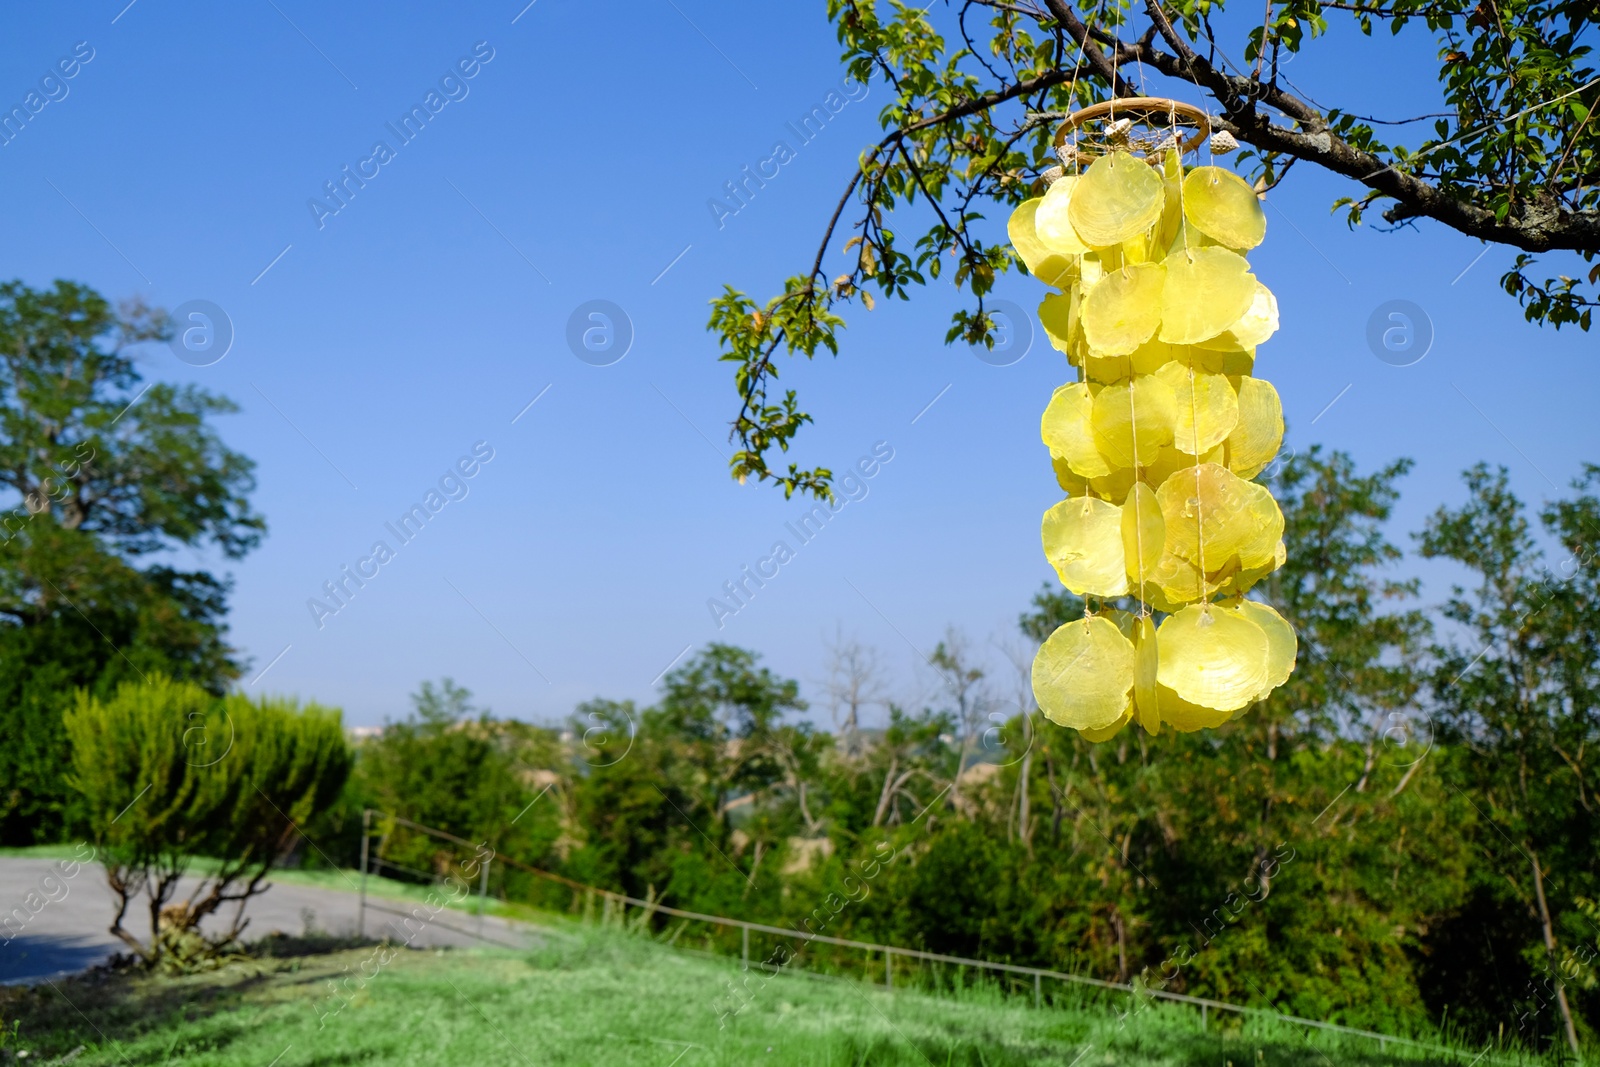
left=0, top=920, right=1532, bottom=1066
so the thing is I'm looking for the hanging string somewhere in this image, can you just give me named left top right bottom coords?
left=1060, top=0, right=1110, bottom=174
left=1167, top=125, right=1211, bottom=620
left=1129, top=373, right=1148, bottom=612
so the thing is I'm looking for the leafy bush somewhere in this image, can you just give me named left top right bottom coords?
left=63, top=676, right=351, bottom=967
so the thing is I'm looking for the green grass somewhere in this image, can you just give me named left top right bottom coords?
left=0, top=920, right=1539, bottom=1066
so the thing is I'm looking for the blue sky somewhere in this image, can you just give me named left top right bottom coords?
left=2, top=2, right=1595, bottom=727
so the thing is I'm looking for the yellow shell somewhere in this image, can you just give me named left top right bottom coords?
left=1121, top=481, right=1166, bottom=589
left=1156, top=604, right=1271, bottom=712
left=1142, top=441, right=1225, bottom=488
left=1154, top=152, right=1187, bottom=252
left=1182, top=166, right=1267, bottom=250
left=1069, top=152, right=1167, bottom=247
left=1159, top=247, right=1257, bottom=345
left=1231, top=490, right=1287, bottom=573
left=1077, top=340, right=1132, bottom=383
left=1088, top=466, right=1138, bottom=505
left=1038, top=292, right=1081, bottom=355
left=1079, top=698, right=1134, bottom=742
left=1091, top=376, right=1178, bottom=468
left=1042, top=497, right=1128, bottom=598
left=1215, top=540, right=1287, bottom=599
left=1143, top=555, right=1221, bottom=613
left=1007, top=199, right=1081, bottom=289
left=1157, top=462, right=1283, bottom=574
left=1132, top=613, right=1162, bottom=734
left=1225, top=283, right=1279, bottom=348
left=1033, top=615, right=1136, bottom=730
left=1163, top=346, right=1221, bottom=373
left=1033, top=175, right=1094, bottom=256
left=1079, top=253, right=1107, bottom=293
left=1228, top=599, right=1297, bottom=702
left=1155, top=363, right=1240, bottom=456
left=1041, top=383, right=1112, bottom=479
left=1082, top=262, right=1167, bottom=356
left=1051, top=456, right=1088, bottom=496
left=1157, top=683, right=1234, bottom=732
left=1129, top=338, right=1176, bottom=376
left=1164, top=218, right=1225, bottom=258
left=1225, top=377, right=1284, bottom=478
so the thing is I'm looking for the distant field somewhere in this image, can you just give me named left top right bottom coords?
left=0, top=920, right=1526, bottom=1066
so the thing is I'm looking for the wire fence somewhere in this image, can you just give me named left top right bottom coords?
left=355, top=809, right=1514, bottom=1063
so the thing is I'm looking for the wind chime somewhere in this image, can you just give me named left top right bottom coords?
left=1008, top=98, right=1296, bottom=741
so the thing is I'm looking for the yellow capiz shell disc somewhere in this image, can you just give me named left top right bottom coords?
left=1155, top=363, right=1240, bottom=456
left=1154, top=152, right=1187, bottom=251
left=1156, top=604, right=1271, bottom=712
left=1008, top=199, right=1080, bottom=289
left=1215, top=540, right=1287, bottom=600
left=1034, top=175, right=1094, bottom=255
left=1226, top=377, right=1285, bottom=478
left=1032, top=615, right=1136, bottom=730
left=1079, top=698, right=1134, bottom=742
left=1229, top=599, right=1298, bottom=702
left=1132, top=614, right=1162, bottom=735
left=1121, top=482, right=1166, bottom=588
left=1169, top=343, right=1253, bottom=377
left=1143, top=442, right=1225, bottom=488
left=1042, top=496, right=1129, bottom=598
left=1069, top=152, right=1167, bottom=247
left=1079, top=254, right=1107, bottom=293
left=1231, top=486, right=1287, bottom=572
left=1051, top=456, right=1088, bottom=496
left=1143, top=556, right=1217, bottom=614
left=1041, top=383, right=1112, bottom=479
left=1225, top=283, right=1279, bottom=348
left=1157, top=683, right=1234, bottom=732
left=1082, top=261, right=1167, bottom=356
left=1156, top=462, right=1283, bottom=573
left=1091, top=375, right=1178, bottom=468
left=1082, top=351, right=1132, bottom=384
left=1129, top=338, right=1176, bottom=376
left=1038, top=292, right=1081, bottom=355
left=1089, top=466, right=1138, bottom=505
left=1158, top=247, right=1257, bottom=345
left=1182, top=166, right=1267, bottom=250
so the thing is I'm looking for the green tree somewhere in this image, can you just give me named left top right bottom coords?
left=712, top=2, right=1598, bottom=498
left=1419, top=464, right=1600, bottom=1054
left=1004, top=448, right=1460, bottom=1027
left=351, top=679, right=554, bottom=880
left=0, top=280, right=263, bottom=843
left=570, top=645, right=808, bottom=907
left=63, top=676, right=350, bottom=968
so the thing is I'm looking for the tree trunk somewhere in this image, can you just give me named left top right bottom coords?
left=1530, top=850, right=1582, bottom=1056
left=796, top=779, right=821, bottom=835
left=1045, top=759, right=1065, bottom=845
left=1110, top=907, right=1129, bottom=982
left=872, top=757, right=898, bottom=828
left=1018, top=741, right=1033, bottom=851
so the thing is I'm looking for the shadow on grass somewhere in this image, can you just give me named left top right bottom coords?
left=832, top=1031, right=1472, bottom=1067
left=0, top=933, right=392, bottom=1062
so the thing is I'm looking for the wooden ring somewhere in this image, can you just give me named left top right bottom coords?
left=1054, top=97, right=1211, bottom=155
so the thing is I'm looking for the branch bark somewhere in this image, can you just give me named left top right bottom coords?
left=1040, top=0, right=1600, bottom=252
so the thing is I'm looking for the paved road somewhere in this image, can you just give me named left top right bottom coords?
left=0, top=858, right=539, bottom=985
